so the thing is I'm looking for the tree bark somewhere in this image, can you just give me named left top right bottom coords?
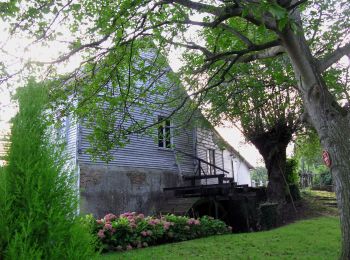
left=261, top=142, right=288, bottom=204
left=280, top=24, right=350, bottom=260
left=249, top=123, right=293, bottom=205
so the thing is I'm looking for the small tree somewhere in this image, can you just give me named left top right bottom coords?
left=0, top=80, right=96, bottom=259
left=285, top=158, right=301, bottom=201
left=251, top=167, right=268, bottom=186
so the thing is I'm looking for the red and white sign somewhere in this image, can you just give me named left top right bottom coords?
left=322, top=150, right=332, bottom=167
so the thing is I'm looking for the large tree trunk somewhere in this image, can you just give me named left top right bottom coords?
left=260, top=142, right=288, bottom=204
left=249, top=123, right=292, bottom=204
left=280, top=24, right=350, bottom=259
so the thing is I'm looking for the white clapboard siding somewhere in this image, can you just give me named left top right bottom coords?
left=77, top=104, right=196, bottom=174
left=195, top=128, right=225, bottom=185
left=223, top=149, right=234, bottom=178
left=233, top=157, right=252, bottom=185
left=65, top=115, right=78, bottom=164
left=196, top=128, right=224, bottom=171
left=75, top=58, right=197, bottom=174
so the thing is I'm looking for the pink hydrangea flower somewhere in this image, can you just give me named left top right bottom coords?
left=126, top=244, right=133, bottom=250
left=141, top=231, right=148, bottom=237
left=104, top=213, right=117, bottom=222
left=104, top=223, right=113, bottom=230
left=187, top=218, right=200, bottom=225
left=130, top=223, right=137, bottom=228
left=120, top=212, right=131, bottom=218
left=187, top=218, right=194, bottom=225
left=148, top=218, right=160, bottom=226
left=96, top=219, right=104, bottom=225
left=163, top=222, right=171, bottom=230
left=97, top=229, right=105, bottom=239
left=148, top=220, right=156, bottom=226
left=138, top=213, right=145, bottom=219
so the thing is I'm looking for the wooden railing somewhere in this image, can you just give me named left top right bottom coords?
left=175, top=149, right=228, bottom=175
left=174, top=149, right=233, bottom=186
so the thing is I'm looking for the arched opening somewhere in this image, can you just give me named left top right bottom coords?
left=187, top=198, right=229, bottom=224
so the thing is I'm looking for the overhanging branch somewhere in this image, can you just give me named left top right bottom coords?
left=318, top=42, right=350, bottom=72
left=163, top=0, right=227, bottom=16
left=238, top=46, right=285, bottom=63
left=205, top=40, right=281, bottom=62
left=181, top=18, right=254, bottom=47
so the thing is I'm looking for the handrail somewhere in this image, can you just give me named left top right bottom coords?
left=174, top=149, right=229, bottom=175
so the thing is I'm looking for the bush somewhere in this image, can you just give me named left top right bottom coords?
left=288, top=184, right=301, bottom=201
left=286, top=158, right=299, bottom=185
left=258, top=202, right=279, bottom=230
left=313, top=171, right=332, bottom=186
left=0, top=80, right=96, bottom=259
left=89, top=212, right=232, bottom=252
left=285, top=158, right=301, bottom=201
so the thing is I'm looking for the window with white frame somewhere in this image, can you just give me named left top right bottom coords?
left=206, top=149, right=216, bottom=174
left=158, top=116, right=172, bottom=148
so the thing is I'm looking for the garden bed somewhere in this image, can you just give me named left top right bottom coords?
left=89, top=212, right=231, bottom=252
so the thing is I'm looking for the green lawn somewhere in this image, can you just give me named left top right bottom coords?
left=98, top=216, right=340, bottom=260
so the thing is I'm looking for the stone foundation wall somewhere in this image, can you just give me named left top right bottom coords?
left=79, top=164, right=181, bottom=218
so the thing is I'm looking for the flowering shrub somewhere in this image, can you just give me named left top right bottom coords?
left=89, top=212, right=232, bottom=252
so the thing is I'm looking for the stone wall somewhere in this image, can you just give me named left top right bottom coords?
left=79, top=163, right=181, bottom=218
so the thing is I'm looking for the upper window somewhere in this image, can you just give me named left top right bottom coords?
left=158, top=116, right=172, bottom=148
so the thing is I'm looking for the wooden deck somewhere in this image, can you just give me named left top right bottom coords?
left=164, top=183, right=255, bottom=197
left=164, top=150, right=254, bottom=198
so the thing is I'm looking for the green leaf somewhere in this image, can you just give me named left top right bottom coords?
left=268, top=4, right=287, bottom=19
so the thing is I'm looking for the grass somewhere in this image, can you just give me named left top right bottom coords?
left=300, top=189, right=339, bottom=217
left=98, top=216, right=340, bottom=260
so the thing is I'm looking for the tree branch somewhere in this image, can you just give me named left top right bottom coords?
left=238, top=46, right=285, bottom=63
left=167, top=0, right=277, bottom=30
left=318, top=42, right=350, bottom=72
left=287, top=0, right=308, bottom=11
left=163, top=0, right=226, bottom=16
left=206, top=39, right=281, bottom=62
left=163, top=38, right=213, bottom=57
left=181, top=18, right=254, bottom=47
